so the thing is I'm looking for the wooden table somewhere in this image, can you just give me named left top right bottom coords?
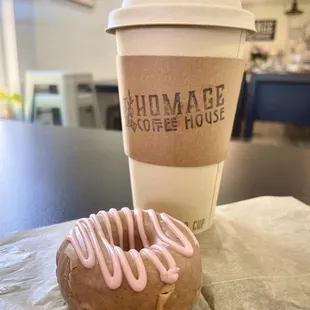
left=1, top=121, right=310, bottom=234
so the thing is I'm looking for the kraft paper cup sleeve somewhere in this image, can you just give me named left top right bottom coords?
left=117, top=55, right=245, bottom=167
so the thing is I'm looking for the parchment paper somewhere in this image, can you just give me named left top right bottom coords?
left=1, top=197, right=310, bottom=310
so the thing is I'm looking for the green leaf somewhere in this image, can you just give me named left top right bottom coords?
left=0, top=89, right=9, bottom=101
left=10, top=93, right=22, bottom=103
left=0, top=89, right=22, bottom=104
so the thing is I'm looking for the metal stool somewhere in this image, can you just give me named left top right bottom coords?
left=24, top=71, right=102, bottom=128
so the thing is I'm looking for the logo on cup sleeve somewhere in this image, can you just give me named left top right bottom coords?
left=123, top=85, right=227, bottom=134
left=124, top=90, right=137, bottom=132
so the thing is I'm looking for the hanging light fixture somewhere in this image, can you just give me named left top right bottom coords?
left=285, top=0, right=304, bottom=16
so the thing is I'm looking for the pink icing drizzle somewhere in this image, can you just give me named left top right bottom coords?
left=66, top=208, right=198, bottom=292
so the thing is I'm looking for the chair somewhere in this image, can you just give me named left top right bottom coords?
left=232, top=73, right=247, bottom=138
left=245, top=74, right=310, bottom=139
left=107, top=104, right=122, bottom=131
left=95, top=81, right=119, bottom=129
left=24, top=71, right=102, bottom=128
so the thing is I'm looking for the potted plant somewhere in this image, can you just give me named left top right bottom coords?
left=250, top=46, right=269, bottom=72
left=0, top=89, right=22, bottom=120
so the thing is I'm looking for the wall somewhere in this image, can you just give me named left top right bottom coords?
left=32, top=0, right=121, bottom=81
left=1, top=0, right=35, bottom=88
left=14, top=0, right=36, bottom=84
left=0, top=0, right=6, bottom=89
left=243, top=0, right=310, bottom=59
left=15, top=0, right=310, bottom=78
left=1, top=0, right=21, bottom=93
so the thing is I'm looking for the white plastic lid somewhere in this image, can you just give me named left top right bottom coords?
left=107, top=0, right=255, bottom=34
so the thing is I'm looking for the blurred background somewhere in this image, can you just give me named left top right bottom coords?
left=0, top=0, right=310, bottom=146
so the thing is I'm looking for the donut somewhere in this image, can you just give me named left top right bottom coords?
left=56, top=208, right=202, bottom=310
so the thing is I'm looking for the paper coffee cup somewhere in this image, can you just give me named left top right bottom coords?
left=107, top=0, right=255, bottom=234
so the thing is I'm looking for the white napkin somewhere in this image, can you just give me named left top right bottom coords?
left=1, top=197, right=310, bottom=310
